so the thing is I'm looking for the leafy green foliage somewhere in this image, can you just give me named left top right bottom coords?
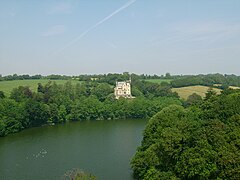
left=0, top=81, right=181, bottom=137
left=0, top=91, right=5, bottom=98
left=91, top=83, right=113, bottom=101
left=171, top=73, right=240, bottom=88
left=185, top=93, right=202, bottom=106
left=131, top=90, right=240, bottom=179
left=134, top=80, right=179, bottom=98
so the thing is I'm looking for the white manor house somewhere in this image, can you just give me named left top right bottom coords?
left=114, top=79, right=134, bottom=99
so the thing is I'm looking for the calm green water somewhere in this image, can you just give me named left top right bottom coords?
left=0, top=119, right=147, bottom=180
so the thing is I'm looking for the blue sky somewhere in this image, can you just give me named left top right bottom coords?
left=0, top=0, right=240, bottom=75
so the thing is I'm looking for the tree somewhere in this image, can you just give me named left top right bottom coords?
left=185, top=93, right=202, bottom=106
left=205, top=88, right=217, bottom=100
left=0, top=99, right=26, bottom=135
left=25, top=100, right=50, bottom=127
left=37, top=83, right=44, bottom=93
left=91, top=83, right=113, bottom=101
left=165, top=72, right=171, bottom=79
left=75, top=82, right=87, bottom=97
left=131, top=86, right=144, bottom=97
left=0, top=91, right=5, bottom=99
left=10, top=86, right=33, bottom=102
left=132, top=91, right=240, bottom=179
left=0, top=118, right=6, bottom=136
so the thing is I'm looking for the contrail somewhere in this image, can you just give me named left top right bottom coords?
left=55, top=0, right=137, bottom=54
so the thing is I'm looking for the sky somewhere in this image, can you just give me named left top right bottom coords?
left=0, top=0, right=240, bottom=76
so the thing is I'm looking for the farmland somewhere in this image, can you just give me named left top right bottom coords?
left=0, top=79, right=80, bottom=96
left=172, top=85, right=222, bottom=100
left=229, top=86, right=240, bottom=90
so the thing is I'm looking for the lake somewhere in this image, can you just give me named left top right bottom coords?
left=0, top=119, right=147, bottom=180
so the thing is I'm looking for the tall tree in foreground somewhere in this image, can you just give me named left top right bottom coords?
left=131, top=90, right=240, bottom=179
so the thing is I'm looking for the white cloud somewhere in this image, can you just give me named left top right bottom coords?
left=42, top=25, right=66, bottom=37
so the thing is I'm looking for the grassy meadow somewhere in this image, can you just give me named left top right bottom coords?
left=172, top=85, right=222, bottom=100
left=0, top=79, right=80, bottom=96
left=229, top=86, right=240, bottom=90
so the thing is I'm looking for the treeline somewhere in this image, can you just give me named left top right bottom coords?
left=0, top=74, right=72, bottom=81
left=0, top=72, right=185, bottom=83
left=0, top=81, right=181, bottom=137
left=0, top=72, right=170, bottom=83
left=171, top=73, right=240, bottom=88
left=2, top=73, right=240, bottom=89
left=131, top=89, right=240, bottom=179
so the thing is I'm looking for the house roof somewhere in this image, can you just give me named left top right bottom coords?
left=117, top=82, right=126, bottom=86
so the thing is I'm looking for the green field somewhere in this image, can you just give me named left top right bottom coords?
left=0, top=79, right=80, bottom=96
left=144, top=79, right=172, bottom=84
left=172, top=85, right=222, bottom=100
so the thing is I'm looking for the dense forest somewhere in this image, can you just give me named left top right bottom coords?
left=0, top=79, right=180, bottom=137
left=1, top=72, right=240, bottom=138
left=131, top=89, right=240, bottom=179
